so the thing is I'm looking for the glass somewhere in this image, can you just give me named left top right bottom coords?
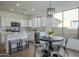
left=38, top=17, right=41, bottom=27
left=29, top=20, right=32, bottom=27
left=63, top=8, right=78, bottom=39
left=52, top=12, right=63, bottom=36
left=34, top=18, right=38, bottom=27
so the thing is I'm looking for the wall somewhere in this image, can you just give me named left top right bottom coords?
left=0, top=10, right=30, bottom=27
left=0, top=10, right=29, bottom=19
left=1, top=16, right=27, bottom=27
left=67, top=38, right=79, bottom=51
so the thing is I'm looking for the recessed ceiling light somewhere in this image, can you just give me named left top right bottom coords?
left=10, top=8, right=14, bottom=11
left=32, top=9, right=35, bottom=11
left=16, top=3, right=20, bottom=7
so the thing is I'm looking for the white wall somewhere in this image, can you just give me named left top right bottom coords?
left=67, top=39, right=79, bottom=51
left=0, top=10, right=30, bottom=27
left=1, top=16, right=27, bottom=27
left=0, top=10, right=29, bottom=19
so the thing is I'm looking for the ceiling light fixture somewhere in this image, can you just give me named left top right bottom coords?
left=32, top=9, right=35, bottom=11
left=47, top=1, right=55, bottom=31
left=16, top=3, right=20, bottom=7
left=47, top=1, right=55, bottom=17
left=10, top=8, right=14, bottom=11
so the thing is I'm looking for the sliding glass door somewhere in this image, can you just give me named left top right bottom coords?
left=63, top=8, right=78, bottom=39
left=52, top=8, right=79, bottom=39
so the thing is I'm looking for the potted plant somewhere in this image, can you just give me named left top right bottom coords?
left=47, top=29, right=54, bottom=38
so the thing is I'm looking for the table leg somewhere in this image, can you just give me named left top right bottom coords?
left=27, top=41, right=29, bottom=49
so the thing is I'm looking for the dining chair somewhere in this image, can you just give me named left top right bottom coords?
left=50, top=39, right=64, bottom=57
left=62, top=38, right=69, bottom=57
left=51, top=38, right=69, bottom=57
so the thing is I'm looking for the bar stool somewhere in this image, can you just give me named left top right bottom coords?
left=8, top=39, right=21, bottom=54
left=21, top=39, right=28, bottom=50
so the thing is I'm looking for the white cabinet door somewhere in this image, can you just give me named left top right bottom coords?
left=20, top=19, right=27, bottom=27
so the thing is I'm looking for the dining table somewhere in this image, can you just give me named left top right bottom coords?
left=39, top=36, right=64, bottom=57
left=39, top=36, right=64, bottom=42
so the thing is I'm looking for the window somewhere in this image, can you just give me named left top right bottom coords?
left=34, top=18, right=38, bottom=27
left=71, top=20, right=79, bottom=29
left=63, top=8, right=78, bottom=39
left=63, top=8, right=78, bottom=29
left=52, top=12, right=63, bottom=36
left=33, top=16, right=41, bottom=27
left=38, top=17, right=41, bottom=27
left=29, top=20, right=32, bottom=27
left=54, top=12, right=62, bottom=27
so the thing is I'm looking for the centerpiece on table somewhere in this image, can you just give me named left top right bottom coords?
left=47, top=29, right=54, bottom=39
left=47, top=29, right=54, bottom=51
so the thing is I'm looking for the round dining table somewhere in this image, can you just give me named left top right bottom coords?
left=39, top=36, right=64, bottom=42
left=39, top=36, right=64, bottom=57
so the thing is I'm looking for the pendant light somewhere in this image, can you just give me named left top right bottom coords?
left=47, top=1, right=55, bottom=17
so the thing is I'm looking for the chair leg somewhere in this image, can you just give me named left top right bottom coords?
left=34, top=44, right=36, bottom=57
left=64, top=47, right=69, bottom=57
left=56, top=46, right=61, bottom=57
left=65, top=49, right=69, bottom=57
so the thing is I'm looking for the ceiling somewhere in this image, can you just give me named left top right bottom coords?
left=0, top=1, right=79, bottom=17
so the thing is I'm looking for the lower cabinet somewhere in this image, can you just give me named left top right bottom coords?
left=8, top=39, right=29, bottom=54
